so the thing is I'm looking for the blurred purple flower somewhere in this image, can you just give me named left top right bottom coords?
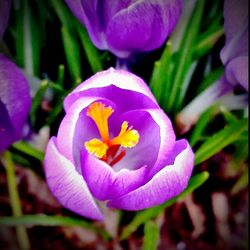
left=220, top=0, right=248, bottom=91
left=0, top=55, right=31, bottom=152
left=44, top=68, right=194, bottom=220
left=64, top=0, right=182, bottom=58
left=0, top=1, right=31, bottom=152
left=176, top=0, right=248, bottom=134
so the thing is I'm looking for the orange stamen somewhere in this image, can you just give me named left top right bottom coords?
left=84, top=102, right=140, bottom=166
left=109, top=121, right=139, bottom=148
left=86, top=102, right=113, bottom=142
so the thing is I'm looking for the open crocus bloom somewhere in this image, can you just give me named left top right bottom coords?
left=44, top=68, right=194, bottom=220
left=64, top=0, right=182, bottom=58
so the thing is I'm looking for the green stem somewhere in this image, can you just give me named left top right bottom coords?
left=0, top=215, right=111, bottom=241
left=3, top=151, right=30, bottom=250
left=57, top=64, right=65, bottom=85
left=11, top=141, right=44, bottom=161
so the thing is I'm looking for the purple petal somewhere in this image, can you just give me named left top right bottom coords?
left=111, top=108, right=175, bottom=173
left=0, top=0, right=11, bottom=40
left=106, top=0, right=182, bottom=57
left=108, top=139, right=194, bottom=210
left=0, top=55, right=31, bottom=150
left=64, top=0, right=107, bottom=49
left=65, top=0, right=182, bottom=58
left=57, top=96, right=101, bottom=164
left=143, top=108, right=176, bottom=176
left=64, top=68, right=158, bottom=111
left=0, top=100, right=17, bottom=152
left=44, top=137, right=103, bottom=220
left=225, top=56, right=249, bottom=91
left=81, top=150, right=148, bottom=200
left=220, top=0, right=248, bottom=64
left=110, top=109, right=161, bottom=172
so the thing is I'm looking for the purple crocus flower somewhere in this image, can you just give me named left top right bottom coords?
left=220, top=0, right=248, bottom=91
left=64, top=0, right=182, bottom=58
left=44, top=68, right=194, bottom=220
left=176, top=0, right=248, bottom=134
left=0, top=54, right=31, bottom=152
left=0, top=1, right=31, bottom=152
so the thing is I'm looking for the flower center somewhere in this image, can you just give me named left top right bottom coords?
left=84, top=102, right=140, bottom=166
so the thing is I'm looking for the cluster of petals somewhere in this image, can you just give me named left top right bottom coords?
left=44, top=68, right=194, bottom=220
left=65, top=0, right=182, bottom=58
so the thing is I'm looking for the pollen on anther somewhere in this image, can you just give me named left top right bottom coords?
left=84, top=101, right=140, bottom=165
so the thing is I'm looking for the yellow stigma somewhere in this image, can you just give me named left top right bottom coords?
left=110, top=121, right=140, bottom=148
left=85, top=139, right=108, bottom=158
left=84, top=102, right=140, bottom=165
left=87, top=102, right=113, bottom=142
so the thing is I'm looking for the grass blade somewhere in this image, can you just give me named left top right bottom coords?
left=195, top=119, right=248, bottom=165
left=166, top=0, right=205, bottom=113
left=143, top=221, right=160, bottom=250
left=11, top=141, right=44, bottom=161
left=189, top=105, right=219, bottom=146
left=77, top=24, right=103, bottom=73
left=0, top=214, right=110, bottom=241
left=150, top=41, right=172, bottom=104
left=2, top=152, right=30, bottom=250
left=30, top=80, right=49, bottom=126
left=61, top=26, right=82, bottom=84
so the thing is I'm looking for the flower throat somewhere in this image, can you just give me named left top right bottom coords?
left=85, top=102, right=139, bottom=166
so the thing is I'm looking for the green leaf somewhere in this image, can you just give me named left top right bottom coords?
left=189, top=105, right=219, bottom=146
left=57, top=64, right=65, bottom=86
left=120, top=171, right=209, bottom=240
left=11, top=141, right=44, bottom=161
left=196, top=67, right=224, bottom=94
left=61, top=26, right=82, bottom=84
left=232, top=138, right=249, bottom=162
left=2, top=152, right=30, bottom=250
left=150, top=41, right=172, bottom=104
left=13, top=0, right=46, bottom=76
left=46, top=98, right=64, bottom=126
left=195, top=119, right=248, bottom=165
left=166, top=0, right=205, bottom=113
left=49, top=0, right=75, bottom=30
left=231, top=168, right=249, bottom=195
left=30, top=80, right=49, bottom=126
left=220, top=107, right=239, bottom=124
left=77, top=24, right=103, bottom=73
left=143, top=221, right=160, bottom=250
left=194, top=26, right=224, bottom=60
left=0, top=215, right=110, bottom=241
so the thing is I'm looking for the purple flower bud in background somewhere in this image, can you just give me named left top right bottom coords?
left=44, top=68, right=194, bottom=220
left=220, top=0, right=248, bottom=91
left=0, top=1, right=31, bottom=152
left=176, top=0, right=248, bottom=134
left=64, top=0, right=182, bottom=58
left=0, top=55, right=31, bottom=152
